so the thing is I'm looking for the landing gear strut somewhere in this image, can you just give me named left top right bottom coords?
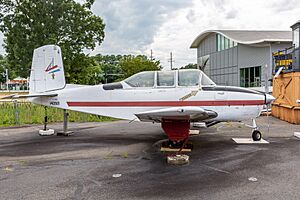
left=161, top=120, right=192, bottom=165
left=161, top=120, right=193, bottom=151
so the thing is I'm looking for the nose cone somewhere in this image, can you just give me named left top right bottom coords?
left=265, top=94, right=275, bottom=104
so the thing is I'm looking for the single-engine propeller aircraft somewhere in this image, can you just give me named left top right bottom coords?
left=3, top=45, right=275, bottom=149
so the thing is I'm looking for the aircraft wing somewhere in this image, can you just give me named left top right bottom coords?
left=135, top=106, right=217, bottom=122
left=0, top=93, right=58, bottom=99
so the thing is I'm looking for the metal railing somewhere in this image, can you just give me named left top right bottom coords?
left=272, top=46, right=294, bottom=73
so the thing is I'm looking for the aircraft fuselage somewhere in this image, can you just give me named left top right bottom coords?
left=31, top=83, right=266, bottom=122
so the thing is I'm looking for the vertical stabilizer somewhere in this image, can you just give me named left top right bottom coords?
left=29, top=45, right=65, bottom=93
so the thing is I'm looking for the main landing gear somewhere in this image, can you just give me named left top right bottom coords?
left=161, top=120, right=192, bottom=165
left=161, top=120, right=193, bottom=150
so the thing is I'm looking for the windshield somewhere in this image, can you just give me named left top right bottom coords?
left=157, top=71, right=175, bottom=86
left=178, top=70, right=200, bottom=86
left=124, top=71, right=155, bottom=87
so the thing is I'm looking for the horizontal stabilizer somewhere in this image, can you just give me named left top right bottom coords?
left=1, top=93, right=57, bottom=99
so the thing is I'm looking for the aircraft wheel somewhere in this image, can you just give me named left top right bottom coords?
left=167, top=140, right=184, bottom=149
left=252, top=130, right=262, bottom=141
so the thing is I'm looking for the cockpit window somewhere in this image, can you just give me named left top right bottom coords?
left=178, top=70, right=200, bottom=86
left=157, top=71, right=175, bottom=86
left=125, top=71, right=155, bottom=87
left=201, top=72, right=215, bottom=85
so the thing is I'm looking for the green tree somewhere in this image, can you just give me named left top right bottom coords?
left=0, top=0, right=105, bottom=84
left=93, top=54, right=123, bottom=83
left=0, top=55, right=9, bottom=83
left=68, top=54, right=102, bottom=85
left=119, top=55, right=161, bottom=79
left=180, top=63, right=198, bottom=69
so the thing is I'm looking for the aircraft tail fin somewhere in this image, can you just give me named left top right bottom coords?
left=29, top=45, right=66, bottom=94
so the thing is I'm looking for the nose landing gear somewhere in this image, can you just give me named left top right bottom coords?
left=250, top=119, right=262, bottom=141
left=252, top=130, right=262, bottom=141
left=245, top=119, right=262, bottom=141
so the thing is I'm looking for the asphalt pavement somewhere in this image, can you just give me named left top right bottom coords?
left=0, top=116, right=300, bottom=200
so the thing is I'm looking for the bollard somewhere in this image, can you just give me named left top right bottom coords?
left=44, top=106, right=48, bottom=131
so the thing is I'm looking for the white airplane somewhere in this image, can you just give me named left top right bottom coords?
left=4, top=45, right=275, bottom=148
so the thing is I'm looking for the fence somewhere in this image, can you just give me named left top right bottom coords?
left=0, top=82, right=29, bottom=91
left=0, top=101, right=113, bottom=127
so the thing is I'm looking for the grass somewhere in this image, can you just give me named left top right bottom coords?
left=0, top=102, right=116, bottom=127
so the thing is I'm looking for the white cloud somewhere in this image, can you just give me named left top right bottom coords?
left=90, top=0, right=192, bottom=56
left=145, top=0, right=300, bottom=68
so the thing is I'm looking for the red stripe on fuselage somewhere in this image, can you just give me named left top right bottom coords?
left=67, top=100, right=265, bottom=107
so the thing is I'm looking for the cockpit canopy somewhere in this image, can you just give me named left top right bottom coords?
left=124, top=69, right=215, bottom=88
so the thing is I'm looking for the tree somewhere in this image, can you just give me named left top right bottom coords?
left=93, top=54, right=124, bottom=83
left=67, top=54, right=102, bottom=85
left=119, top=55, right=161, bottom=79
left=180, top=63, right=198, bottom=69
left=0, top=0, right=105, bottom=83
left=0, top=55, right=9, bottom=83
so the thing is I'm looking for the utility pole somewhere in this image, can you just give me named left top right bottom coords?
left=150, top=49, right=153, bottom=61
left=168, top=52, right=174, bottom=70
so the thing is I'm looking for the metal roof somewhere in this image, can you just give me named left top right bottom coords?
left=190, top=30, right=292, bottom=48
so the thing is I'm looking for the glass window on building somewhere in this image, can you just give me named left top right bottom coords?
left=157, top=71, right=175, bottom=87
left=178, top=70, right=200, bottom=86
left=216, top=34, right=237, bottom=51
left=217, top=34, right=221, bottom=51
left=224, top=38, right=229, bottom=49
left=240, top=66, right=261, bottom=87
left=229, top=40, right=233, bottom=48
left=220, top=35, right=224, bottom=51
left=125, top=71, right=155, bottom=87
left=233, top=41, right=238, bottom=47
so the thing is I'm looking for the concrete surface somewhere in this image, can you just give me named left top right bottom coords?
left=232, top=138, right=269, bottom=144
left=0, top=116, right=300, bottom=200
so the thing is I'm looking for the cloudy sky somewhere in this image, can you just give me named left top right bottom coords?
left=1, top=0, right=300, bottom=69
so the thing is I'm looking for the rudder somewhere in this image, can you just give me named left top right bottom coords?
left=29, top=45, right=65, bottom=93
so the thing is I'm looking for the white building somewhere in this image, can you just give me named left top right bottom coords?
left=190, top=30, right=292, bottom=87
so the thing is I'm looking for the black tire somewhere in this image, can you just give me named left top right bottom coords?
left=252, top=130, right=262, bottom=141
left=167, top=140, right=184, bottom=148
